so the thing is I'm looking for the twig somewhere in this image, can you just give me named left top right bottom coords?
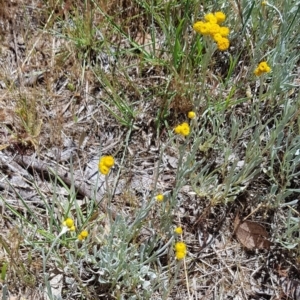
left=13, top=155, right=116, bottom=219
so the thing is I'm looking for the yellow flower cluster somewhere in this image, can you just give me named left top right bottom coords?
left=63, top=218, right=76, bottom=231
left=254, top=61, right=271, bottom=76
left=174, top=122, right=190, bottom=136
left=193, top=11, right=230, bottom=51
left=98, top=155, right=115, bottom=175
left=174, top=227, right=183, bottom=234
left=78, top=230, right=89, bottom=241
left=62, top=218, right=89, bottom=241
left=175, top=241, right=187, bottom=260
left=155, top=194, right=164, bottom=202
left=187, top=111, right=196, bottom=119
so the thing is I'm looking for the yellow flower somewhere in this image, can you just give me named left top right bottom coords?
left=78, top=230, right=89, bottom=241
left=219, top=26, right=230, bottom=37
left=262, top=1, right=267, bottom=5
left=98, top=155, right=115, bottom=175
left=258, top=61, right=271, bottom=72
left=187, top=111, right=196, bottom=119
left=213, top=33, right=223, bottom=42
left=102, top=156, right=115, bottom=168
left=63, top=218, right=74, bottom=228
left=175, top=241, right=187, bottom=253
left=181, top=123, right=190, bottom=136
left=155, top=194, right=164, bottom=202
left=175, top=241, right=187, bottom=260
left=175, top=250, right=186, bottom=260
left=204, top=13, right=217, bottom=24
left=254, top=68, right=260, bottom=76
left=209, top=23, right=220, bottom=36
left=174, top=227, right=183, bottom=234
left=193, top=21, right=212, bottom=35
left=174, top=124, right=182, bottom=134
left=193, top=21, right=204, bottom=33
left=174, top=122, right=190, bottom=137
left=80, top=230, right=89, bottom=238
left=254, top=61, right=271, bottom=76
left=217, top=37, right=230, bottom=51
left=99, top=163, right=109, bottom=175
left=214, top=11, right=226, bottom=24
left=63, top=218, right=76, bottom=231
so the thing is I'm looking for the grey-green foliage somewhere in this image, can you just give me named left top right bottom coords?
left=276, top=207, right=300, bottom=250
left=262, top=99, right=300, bottom=206
left=265, top=99, right=300, bottom=250
left=188, top=92, right=300, bottom=208
left=65, top=216, right=169, bottom=299
left=232, top=0, right=299, bottom=98
left=188, top=107, right=263, bottom=204
left=269, top=1, right=300, bottom=95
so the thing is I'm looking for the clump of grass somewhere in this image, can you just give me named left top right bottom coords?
left=2, top=93, right=43, bottom=151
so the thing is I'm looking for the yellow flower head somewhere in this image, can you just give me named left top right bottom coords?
left=187, top=111, right=196, bottom=119
left=181, top=123, right=190, bottom=136
left=254, top=61, right=271, bottom=76
left=99, top=164, right=109, bottom=175
left=219, top=26, right=230, bottom=37
left=258, top=61, right=271, bottom=72
left=98, top=155, right=115, bottom=175
left=174, top=227, right=183, bottom=234
left=80, top=230, right=89, bottom=238
left=175, top=241, right=187, bottom=260
left=155, top=194, right=164, bottom=202
left=204, top=13, right=217, bottom=24
left=174, top=125, right=182, bottom=134
left=213, top=33, right=223, bottom=42
left=174, top=122, right=190, bottom=137
left=78, top=230, right=89, bottom=241
left=217, top=37, right=230, bottom=51
left=175, top=250, right=186, bottom=260
left=193, top=21, right=212, bottom=35
left=193, top=21, right=204, bottom=33
left=175, top=241, right=187, bottom=252
left=63, top=218, right=74, bottom=228
left=102, top=156, right=115, bottom=168
left=209, top=23, right=220, bottom=36
left=63, top=218, right=75, bottom=231
left=214, top=11, right=226, bottom=24
left=254, top=69, right=260, bottom=76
